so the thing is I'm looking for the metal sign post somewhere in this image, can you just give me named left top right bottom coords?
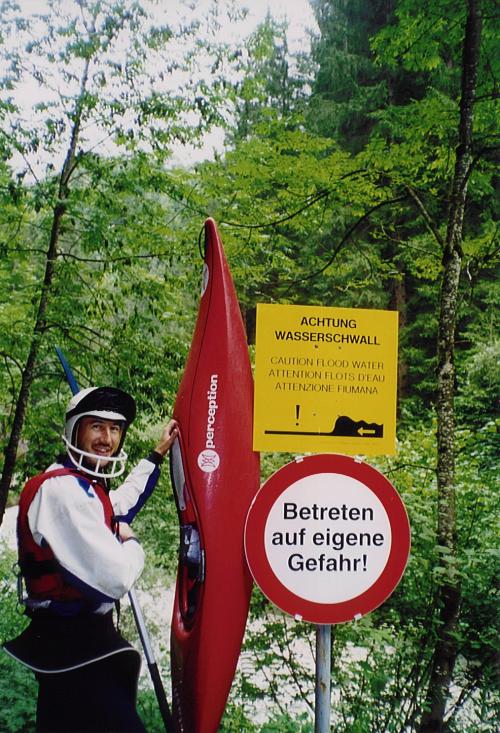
left=315, top=624, right=332, bottom=733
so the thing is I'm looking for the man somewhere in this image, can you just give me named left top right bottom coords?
left=3, top=386, right=178, bottom=732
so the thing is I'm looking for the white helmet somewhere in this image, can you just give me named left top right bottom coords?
left=63, top=386, right=136, bottom=479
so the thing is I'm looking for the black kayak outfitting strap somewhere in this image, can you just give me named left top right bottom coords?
left=20, top=554, right=59, bottom=579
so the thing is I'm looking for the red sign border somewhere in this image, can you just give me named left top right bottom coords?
left=244, top=454, right=411, bottom=624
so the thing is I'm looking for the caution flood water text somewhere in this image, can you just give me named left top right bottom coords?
left=254, top=303, right=399, bottom=455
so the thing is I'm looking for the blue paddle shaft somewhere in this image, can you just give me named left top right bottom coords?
left=55, top=347, right=80, bottom=395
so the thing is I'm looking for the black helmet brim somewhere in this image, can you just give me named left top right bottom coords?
left=66, top=387, right=136, bottom=424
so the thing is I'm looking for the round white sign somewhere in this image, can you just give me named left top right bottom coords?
left=263, top=472, right=391, bottom=604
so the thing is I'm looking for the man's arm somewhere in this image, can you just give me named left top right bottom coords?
left=111, top=420, right=179, bottom=522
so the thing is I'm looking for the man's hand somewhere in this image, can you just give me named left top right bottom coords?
left=154, top=419, right=179, bottom=457
left=118, top=522, right=138, bottom=543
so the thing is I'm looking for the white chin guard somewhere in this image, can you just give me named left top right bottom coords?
left=62, top=435, right=128, bottom=479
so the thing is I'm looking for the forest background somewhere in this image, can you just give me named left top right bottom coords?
left=0, top=0, right=498, bottom=731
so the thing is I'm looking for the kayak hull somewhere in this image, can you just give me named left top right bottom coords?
left=170, top=219, right=260, bottom=733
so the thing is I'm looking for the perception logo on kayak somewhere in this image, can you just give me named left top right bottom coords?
left=198, top=374, right=220, bottom=472
left=198, top=448, right=220, bottom=473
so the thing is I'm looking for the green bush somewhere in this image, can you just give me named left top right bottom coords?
left=0, top=548, right=36, bottom=732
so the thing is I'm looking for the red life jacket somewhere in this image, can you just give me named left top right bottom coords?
left=18, top=468, right=115, bottom=603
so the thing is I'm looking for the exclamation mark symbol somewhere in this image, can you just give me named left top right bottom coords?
left=362, top=554, right=367, bottom=571
left=296, top=405, right=300, bottom=425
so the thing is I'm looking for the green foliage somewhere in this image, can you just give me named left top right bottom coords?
left=136, top=688, right=167, bottom=732
left=230, top=422, right=498, bottom=731
left=0, top=654, right=36, bottom=733
left=0, top=0, right=230, bottom=171
left=0, top=0, right=237, bottom=506
left=193, top=118, right=402, bottom=325
left=260, top=712, right=313, bottom=732
left=219, top=702, right=259, bottom=732
left=1, top=150, right=201, bottom=487
left=456, top=341, right=500, bottom=424
left=372, top=0, right=465, bottom=74
left=0, top=547, right=36, bottom=732
left=0, top=547, right=28, bottom=643
left=306, top=0, right=498, bottom=420
left=227, top=15, right=311, bottom=144
left=0, top=1, right=498, bottom=730
left=309, top=0, right=400, bottom=150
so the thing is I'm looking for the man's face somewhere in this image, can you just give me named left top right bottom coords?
left=76, top=416, right=123, bottom=468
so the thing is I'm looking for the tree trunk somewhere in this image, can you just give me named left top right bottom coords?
left=0, top=58, right=89, bottom=524
left=389, top=263, right=408, bottom=403
left=418, top=2, right=482, bottom=731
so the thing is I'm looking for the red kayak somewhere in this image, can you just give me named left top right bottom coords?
left=169, top=219, right=260, bottom=733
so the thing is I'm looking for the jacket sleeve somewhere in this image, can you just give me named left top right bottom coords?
left=28, top=475, right=145, bottom=602
left=110, top=453, right=163, bottom=524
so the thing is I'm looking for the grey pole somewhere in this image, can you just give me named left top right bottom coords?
left=128, top=587, right=173, bottom=732
left=315, top=624, right=332, bottom=733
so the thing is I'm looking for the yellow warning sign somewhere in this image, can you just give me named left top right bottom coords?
left=253, top=303, right=398, bottom=455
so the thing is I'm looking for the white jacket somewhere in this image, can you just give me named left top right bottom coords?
left=26, top=456, right=162, bottom=607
